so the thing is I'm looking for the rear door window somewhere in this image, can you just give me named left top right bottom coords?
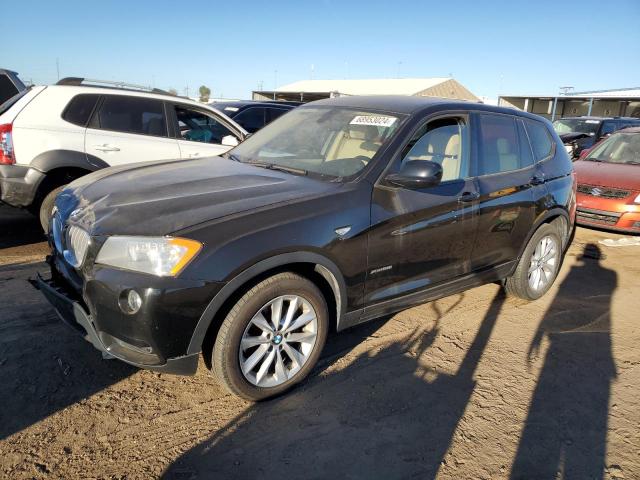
left=62, top=94, right=100, bottom=127
left=91, top=96, right=168, bottom=137
left=600, top=121, right=617, bottom=136
left=478, top=114, right=526, bottom=175
left=524, top=119, right=554, bottom=161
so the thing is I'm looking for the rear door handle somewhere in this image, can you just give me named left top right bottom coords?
left=187, top=152, right=201, bottom=158
left=93, top=144, right=120, bottom=152
left=530, top=175, right=545, bottom=186
left=458, top=191, right=480, bottom=202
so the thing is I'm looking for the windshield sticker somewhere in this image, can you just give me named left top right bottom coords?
left=224, top=106, right=239, bottom=112
left=585, top=120, right=600, bottom=124
left=350, top=115, right=397, bottom=127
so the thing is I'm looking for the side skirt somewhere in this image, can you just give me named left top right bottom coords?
left=338, top=261, right=516, bottom=331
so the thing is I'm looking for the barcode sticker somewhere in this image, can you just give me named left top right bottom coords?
left=350, top=115, right=397, bottom=127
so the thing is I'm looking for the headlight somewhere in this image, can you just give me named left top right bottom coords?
left=96, top=236, right=202, bottom=277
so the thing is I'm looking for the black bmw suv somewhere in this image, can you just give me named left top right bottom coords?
left=34, top=96, right=576, bottom=400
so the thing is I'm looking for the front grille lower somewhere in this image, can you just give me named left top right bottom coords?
left=577, top=184, right=631, bottom=199
left=577, top=208, right=620, bottom=225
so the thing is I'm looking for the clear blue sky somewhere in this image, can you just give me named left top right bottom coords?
left=3, top=0, right=639, bottom=100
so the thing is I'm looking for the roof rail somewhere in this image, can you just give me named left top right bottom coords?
left=56, top=77, right=172, bottom=96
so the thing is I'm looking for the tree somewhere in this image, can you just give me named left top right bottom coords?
left=199, top=85, right=211, bottom=102
left=168, top=88, right=178, bottom=96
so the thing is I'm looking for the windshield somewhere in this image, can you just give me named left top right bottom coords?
left=552, top=118, right=600, bottom=135
left=228, top=106, right=403, bottom=180
left=586, top=132, right=640, bottom=165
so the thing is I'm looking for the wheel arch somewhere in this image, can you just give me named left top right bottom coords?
left=188, top=252, right=347, bottom=363
left=510, top=207, right=572, bottom=276
left=30, top=150, right=108, bottom=206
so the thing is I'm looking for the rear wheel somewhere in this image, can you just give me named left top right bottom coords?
left=212, top=272, right=328, bottom=401
left=504, top=223, right=562, bottom=301
left=38, top=185, right=64, bottom=233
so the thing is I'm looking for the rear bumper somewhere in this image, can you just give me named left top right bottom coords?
left=31, top=273, right=201, bottom=375
left=0, top=164, right=45, bottom=207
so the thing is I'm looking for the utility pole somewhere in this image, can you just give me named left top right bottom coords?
left=56, top=58, right=60, bottom=81
left=274, top=69, right=278, bottom=89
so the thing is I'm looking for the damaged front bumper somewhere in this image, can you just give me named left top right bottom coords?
left=30, top=272, right=202, bottom=375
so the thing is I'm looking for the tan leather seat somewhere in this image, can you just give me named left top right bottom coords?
left=441, top=133, right=461, bottom=181
left=326, top=125, right=379, bottom=161
left=497, top=138, right=519, bottom=171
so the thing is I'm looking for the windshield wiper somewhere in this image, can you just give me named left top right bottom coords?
left=243, top=161, right=307, bottom=176
left=268, top=164, right=308, bottom=176
left=223, top=152, right=242, bottom=162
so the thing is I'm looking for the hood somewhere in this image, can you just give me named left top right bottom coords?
left=56, top=157, right=337, bottom=236
left=559, top=132, right=592, bottom=144
left=574, top=160, right=640, bottom=191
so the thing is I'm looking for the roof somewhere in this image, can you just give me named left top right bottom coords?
left=305, top=95, right=544, bottom=120
left=275, top=78, right=452, bottom=96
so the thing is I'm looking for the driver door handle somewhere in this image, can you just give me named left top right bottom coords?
left=458, top=191, right=480, bottom=203
left=93, top=144, right=120, bottom=152
left=530, top=175, right=545, bottom=186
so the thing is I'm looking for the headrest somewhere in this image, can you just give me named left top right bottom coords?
left=496, top=138, right=512, bottom=155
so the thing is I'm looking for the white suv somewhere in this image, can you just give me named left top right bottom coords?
left=0, top=78, right=247, bottom=230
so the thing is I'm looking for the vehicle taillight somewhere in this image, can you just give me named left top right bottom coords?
left=0, top=123, right=15, bottom=165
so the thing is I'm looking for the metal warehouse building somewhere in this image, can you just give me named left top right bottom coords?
left=498, top=88, right=640, bottom=121
left=252, top=77, right=479, bottom=103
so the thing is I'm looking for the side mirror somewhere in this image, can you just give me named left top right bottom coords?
left=385, top=160, right=443, bottom=189
left=221, top=135, right=239, bottom=147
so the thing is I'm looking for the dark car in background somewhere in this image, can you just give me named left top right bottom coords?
left=211, top=100, right=301, bottom=133
left=0, top=69, right=27, bottom=106
left=34, top=96, right=576, bottom=401
left=553, top=116, right=640, bottom=159
left=574, top=127, right=640, bottom=233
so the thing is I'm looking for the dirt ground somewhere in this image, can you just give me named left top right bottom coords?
left=0, top=203, right=638, bottom=480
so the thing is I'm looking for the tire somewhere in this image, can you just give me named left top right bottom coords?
left=39, top=185, right=64, bottom=233
left=212, top=272, right=329, bottom=401
left=504, top=223, right=562, bottom=301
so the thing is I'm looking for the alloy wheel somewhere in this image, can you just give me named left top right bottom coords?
left=239, top=295, right=318, bottom=388
left=528, top=235, right=559, bottom=292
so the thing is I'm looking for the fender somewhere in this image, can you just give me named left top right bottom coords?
left=512, top=207, right=571, bottom=272
left=30, top=150, right=110, bottom=173
left=186, top=251, right=348, bottom=355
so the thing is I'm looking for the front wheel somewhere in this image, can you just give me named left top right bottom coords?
left=38, top=185, right=64, bottom=233
left=212, top=272, right=328, bottom=401
left=504, top=223, right=562, bottom=301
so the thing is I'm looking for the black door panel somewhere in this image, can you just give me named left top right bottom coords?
left=366, top=178, right=478, bottom=305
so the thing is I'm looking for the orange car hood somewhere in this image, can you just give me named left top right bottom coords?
left=574, top=160, right=640, bottom=191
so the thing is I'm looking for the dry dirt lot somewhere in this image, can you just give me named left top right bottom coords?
left=0, top=204, right=638, bottom=480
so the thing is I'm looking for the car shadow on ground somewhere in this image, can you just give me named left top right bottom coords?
left=163, top=243, right=617, bottom=480
left=0, top=260, right=136, bottom=441
left=510, top=243, right=616, bottom=479
left=163, top=290, right=504, bottom=479
left=0, top=205, right=45, bottom=250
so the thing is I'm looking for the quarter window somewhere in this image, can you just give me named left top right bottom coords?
left=400, top=117, right=468, bottom=181
left=524, top=119, right=554, bottom=161
left=92, top=96, right=167, bottom=137
left=62, top=94, right=100, bottom=127
left=175, top=106, right=237, bottom=144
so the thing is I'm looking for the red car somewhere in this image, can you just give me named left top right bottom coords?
left=574, top=127, right=640, bottom=233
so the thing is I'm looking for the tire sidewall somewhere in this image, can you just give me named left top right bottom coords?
left=215, top=275, right=328, bottom=401
left=39, top=186, right=64, bottom=233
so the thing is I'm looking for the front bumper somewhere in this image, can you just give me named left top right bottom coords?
left=32, top=249, right=224, bottom=375
left=31, top=273, right=201, bottom=374
left=576, top=193, right=640, bottom=233
left=0, top=164, right=45, bottom=207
